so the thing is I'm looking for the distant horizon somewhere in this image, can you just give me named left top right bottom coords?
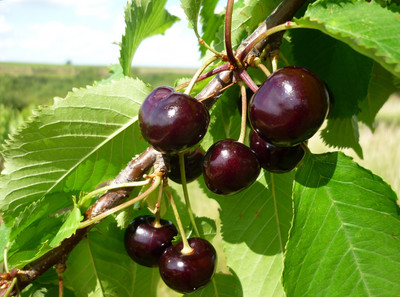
left=0, top=60, right=198, bottom=70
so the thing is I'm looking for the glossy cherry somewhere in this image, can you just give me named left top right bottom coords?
left=203, top=139, right=260, bottom=195
left=139, top=87, right=210, bottom=153
left=248, top=66, right=329, bottom=146
left=250, top=131, right=305, bottom=173
left=159, top=237, right=217, bottom=293
left=124, top=215, right=178, bottom=267
left=167, top=148, right=205, bottom=184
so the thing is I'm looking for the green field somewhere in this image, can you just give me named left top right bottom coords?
left=0, top=62, right=196, bottom=108
left=0, top=62, right=399, bottom=197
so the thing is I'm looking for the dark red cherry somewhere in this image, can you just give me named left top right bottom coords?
left=168, top=148, right=205, bottom=184
left=248, top=66, right=329, bottom=146
left=250, top=131, right=304, bottom=173
left=159, top=238, right=217, bottom=293
left=202, top=139, right=260, bottom=195
left=139, top=89, right=210, bottom=153
left=124, top=215, right=178, bottom=267
left=139, top=86, right=174, bottom=127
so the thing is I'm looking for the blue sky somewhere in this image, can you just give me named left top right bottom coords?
left=0, top=0, right=222, bottom=68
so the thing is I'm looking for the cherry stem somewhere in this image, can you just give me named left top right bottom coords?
left=198, top=36, right=223, bottom=58
left=176, top=63, right=231, bottom=92
left=300, top=141, right=311, bottom=154
left=78, top=179, right=151, bottom=207
left=184, top=56, right=219, bottom=96
left=237, top=21, right=300, bottom=63
left=178, top=152, right=200, bottom=237
left=78, top=176, right=161, bottom=229
left=271, top=53, right=279, bottom=72
left=164, top=186, right=194, bottom=255
left=238, top=82, right=248, bottom=144
left=198, top=82, right=236, bottom=103
left=225, top=0, right=237, bottom=67
left=4, top=243, right=9, bottom=274
left=153, top=179, right=164, bottom=228
left=256, top=60, right=271, bottom=77
left=58, top=273, right=64, bottom=297
left=4, top=277, right=17, bottom=297
left=239, top=69, right=259, bottom=93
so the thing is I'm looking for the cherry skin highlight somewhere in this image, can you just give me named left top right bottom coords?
left=139, top=87, right=210, bottom=153
left=124, top=215, right=178, bottom=267
left=139, top=86, right=174, bottom=127
left=202, top=139, right=260, bottom=195
left=248, top=66, right=329, bottom=146
left=167, top=148, right=205, bottom=184
left=250, top=131, right=305, bottom=173
left=159, top=237, right=217, bottom=293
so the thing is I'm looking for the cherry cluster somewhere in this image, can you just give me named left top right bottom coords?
left=124, top=216, right=216, bottom=293
left=133, top=88, right=217, bottom=293
left=126, top=65, right=329, bottom=293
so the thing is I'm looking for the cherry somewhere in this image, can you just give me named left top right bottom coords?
left=250, top=131, right=304, bottom=173
left=202, top=139, right=260, bottom=195
left=248, top=66, right=329, bottom=146
left=139, top=87, right=210, bottom=153
left=159, top=237, right=217, bottom=293
left=139, top=86, right=174, bottom=127
left=167, top=148, right=205, bottom=184
left=124, top=215, right=177, bottom=267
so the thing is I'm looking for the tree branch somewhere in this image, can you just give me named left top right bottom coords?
left=14, top=147, right=158, bottom=292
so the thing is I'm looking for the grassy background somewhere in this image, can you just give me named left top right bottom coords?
left=0, top=62, right=399, bottom=198
left=0, top=62, right=195, bottom=108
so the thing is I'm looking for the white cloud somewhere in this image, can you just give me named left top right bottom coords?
left=167, top=5, right=187, bottom=20
left=2, top=0, right=116, bottom=19
left=0, top=16, right=11, bottom=33
left=15, top=21, right=120, bottom=65
left=132, top=20, right=201, bottom=68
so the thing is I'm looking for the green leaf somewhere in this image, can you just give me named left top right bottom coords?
left=201, top=85, right=241, bottom=150
left=119, top=0, right=179, bottom=76
left=22, top=285, right=76, bottom=297
left=49, top=203, right=82, bottom=247
left=181, top=0, right=202, bottom=37
left=199, top=0, right=225, bottom=57
left=296, top=0, right=400, bottom=78
left=213, top=0, right=282, bottom=53
left=0, top=223, right=10, bottom=263
left=284, top=152, right=400, bottom=296
left=319, top=117, right=363, bottom=159
left=195, top=216, right=217, bottom=242
left=64, top=219, right=159, bottom=297
left=183, top=272, right=243, bottom=297
left=202, top=170, right=294, bottom=297
left=7, top=210, right=69, bottom=267
left=358, top=62, right=400, bottom=129
left=0, top=78, right=152, bottom=232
